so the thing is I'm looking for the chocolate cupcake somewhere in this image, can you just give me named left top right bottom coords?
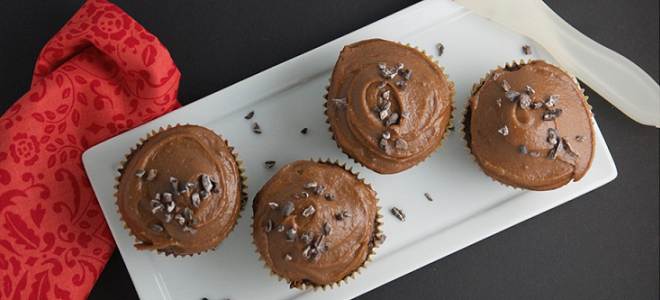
left=252, top=159, right=383, bottom=290
left=462, top=60, right=595, bottom=190
left=115, top=124, right=246, bottom=256
left=325, top=38, right=455, bottom=174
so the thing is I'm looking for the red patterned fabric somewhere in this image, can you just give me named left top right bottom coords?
left=0, top=0, right=181, bottom=299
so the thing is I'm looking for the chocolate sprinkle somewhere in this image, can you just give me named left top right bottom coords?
left=163, top=214, right=173, bottom=223
left=300, top=191, right=309, bottom=198
left=200, top=190, right=210, bottom=200
left=437, top=43, right=445, bottom=56
left=175, top=214, right=185, bottom=225
left=284, top=254, right=292, bottom=262
left=264, top=219, right=273, bottom=233
left=245, top=110, right=254, bottom=119
left=378, top=62, right=386, bottom=70
left=523, top=45, right=532, bottom=55
left=385, top=113, right=399, bottom=127
left=382, top=90, right=391, bottom=101
left=192, top=192, right=201, bottom=207
left=401, top=111, right=410, bottom=118
left=519, top=145, right=528, bottom=154
left=385, top=112, right=399, bottom=127
left=543, top=109, right=564, bottom=121
left=563, top=138, right=580, bottom=157
left=179, top=183, right=190, bottom=194
left=395, top=81, right=408, bottom=89
left=150, top=200, right=163, bottom=214
left=547, top=128, right=559, bottom=145
left=505, top=90, right=520, bottom=102
left=379, top=138, right=389, bottom=151
left=548, top=139, right=563, bottom=160
left=336, top=211, right=352, bottom=220
left=381, top=100, right=392, bottom=111
left=391, top=207, right=406, bottom=221
left=300, top=230, right=313, bottom=244
left=376, top=234, right=387, bottom=246
left=502, top=80, right=511, bottom=92
left=380, top=68, right=397, bottom=79
left=525, top=85, right=535, bottom=95
left=325, top=194, right=335, bottom=201
left=333, top=97, right=349, bottom=109
left=182, top=226, right=197, bottom=234
left=530, top=151, right=540, bottom=157
left=403, top=69, right=413, bottom=80
left=301, top=128, right=308, bottom=134
left=268, top=202, right=279, bottom=210
left=576, top=135, right=585, bottom=142
left=162, top=192, right=172, bottom=203
left=201, top=174, right=212, bottom=193
left=281, top=201, right=294, bottom=216
left=545, top=94, right=560, bottom=108
left=166, top=201, right=175, bottom=213
left=324, top=222, right=332, bottom=236
left=303, top=182, right=318, bottom=189
left=302, top=205, right=316, bottom=217
left=135, top=170, right=145, bottom=178
left=424, top=193, right=433, bottom=202
left=286, top=228, right=297, bottom=242
left=169, top=177, right=179, bottom=196
left=265, top=160, right=276, bottom=169
left=313, top=186, right=325, bottom=195
left=519, top=93, right=531, bottom=109
left=531, top=102, right=543, bottom=109
left=378, top=80, right=387, bottom=89
left=493, top=73, right=500, bottom=80
left=395, top=62, right=404, bottom=71
left=379, top=109, right=389, bottom=120
left=496, top=98, right=502, bottom=108
left=151, top=224, right=163, bottom=232
left=146, top=169, right=157, bottom=181
left=498, top=125, right=509, bottom=136
left=252, top=122, right=262, bottom=134
left=382, top=131, right=391, bottom=140
left=277, top=225, right=284, bottom=232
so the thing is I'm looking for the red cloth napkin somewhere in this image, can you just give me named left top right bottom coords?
left=0, top=0, right=180, bottom=299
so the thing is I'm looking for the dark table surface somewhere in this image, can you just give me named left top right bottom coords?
left=1, top=0, right=658, bottom=299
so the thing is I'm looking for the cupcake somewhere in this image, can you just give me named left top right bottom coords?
left=115, top=124, right=246, bottom=256
left=252, top=159, right=383, bottom=290
left=325, top=38, right=455, bottom=174
left=462, top=60, right=595, bottom=190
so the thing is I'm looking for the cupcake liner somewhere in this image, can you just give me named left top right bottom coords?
left=114, top=123, right=248, bottom=257
left=460, top=59, right=593, bottom=190
left=251, top=158, right=384, bottom=291
left=324, top=40, right=456, bottom=174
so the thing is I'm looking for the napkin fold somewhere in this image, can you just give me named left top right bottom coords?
left=0, top=0, right=181, bottom=299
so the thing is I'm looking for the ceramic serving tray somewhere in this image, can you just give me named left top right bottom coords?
left=82, top=1, right=617, bottom=299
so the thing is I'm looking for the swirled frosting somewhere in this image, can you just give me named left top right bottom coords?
left=465, top=61, right=595, bottom=190
left=252, top=160, right=379, bottom=287
left=117, top=125, right=242, bottom=255
left=326, top=39, right=454, bottom=174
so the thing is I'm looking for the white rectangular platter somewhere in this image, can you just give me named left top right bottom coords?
left=82, top=1, right=617, bottom=299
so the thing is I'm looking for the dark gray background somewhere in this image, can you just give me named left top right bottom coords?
left=1, top=1, right=658, bottom=299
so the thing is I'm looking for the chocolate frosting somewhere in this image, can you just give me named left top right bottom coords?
left=117, top=125, right=242, bottom=255
left=465, top=61, right=595, bottom=190
left=252, top=160, right=379, bottom=286
left=326, top=39, right=454, bottom=174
